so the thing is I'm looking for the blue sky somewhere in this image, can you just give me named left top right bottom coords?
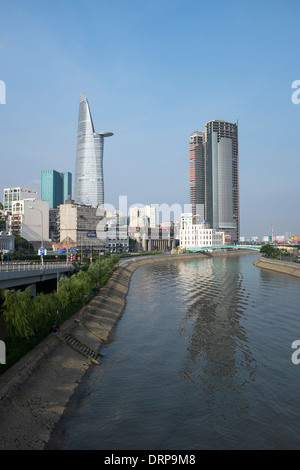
left=0, top=0, right=299, bottom=238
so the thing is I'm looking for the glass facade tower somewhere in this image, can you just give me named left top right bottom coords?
left=74, top=94, right=113, bottom=208
left=62, top=172, right=72, bottom=205
left=205, top=120, right=239, bottom=242
left=41, top=170, right=72, bottom=209
left=189, top=120, right=239, bottom=242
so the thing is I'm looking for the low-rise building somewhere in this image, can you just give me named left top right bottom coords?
left=8, top=199, right=49, bottom=247
left=277, top=245, right=299, bottom=256
left=105, top=234, right=129, bottom=254
left=128, top=226, right=175, bottom=252
left=0, top=232, right=15, bottom=256
left=59, top=200, right=106, bottom=255
left=0, top=209, right=9, bottom=232
left=180, top=213, right=225, bottom=250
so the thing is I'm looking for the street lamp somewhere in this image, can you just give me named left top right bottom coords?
left=28, top=206, right=44, bottom=265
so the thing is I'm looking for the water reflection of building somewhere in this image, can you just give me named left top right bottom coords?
left=176, top=256, right=256, bottom=400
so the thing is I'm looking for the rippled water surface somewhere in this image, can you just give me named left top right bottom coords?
left=50, top=254, right=300, bottom=450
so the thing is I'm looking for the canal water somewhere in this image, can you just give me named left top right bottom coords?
left=49, top=253, right=300, bottom=450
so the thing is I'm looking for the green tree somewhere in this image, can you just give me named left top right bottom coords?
left=87, top=256, right=119, bottom=287
left=69, top=270, right=92, bottom=300
left=1, top=286, right=34, bottom=342
left=56, top=276, right=71, bottom=313
left=260, top=244, right=280, bottom=258
left=87, top=261, right=102, bottom=286
left=32, top=292, right=57, bottom=330
left=12, top=233, right=35, bottom=254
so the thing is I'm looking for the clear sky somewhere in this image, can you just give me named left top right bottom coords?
left=0, top=0, right=299, bottom=239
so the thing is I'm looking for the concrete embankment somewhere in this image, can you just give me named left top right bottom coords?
left=0, top=251, right=253, bottom=450
left=254, top=257, right=300, bottom=278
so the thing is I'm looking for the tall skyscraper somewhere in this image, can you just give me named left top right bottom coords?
left=74, top=94, right=113, bottom=208
left=41, top=170, right=72, bottom=209
left=189, top=132, right=205, bottom=217
left=62, top=172, right=72, bottom=205
left=189, top=120, right=239, bottom=242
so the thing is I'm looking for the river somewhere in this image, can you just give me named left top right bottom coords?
left=48, top=253, right=300, bottom=450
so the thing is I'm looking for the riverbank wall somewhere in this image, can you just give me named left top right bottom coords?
left=254, top=257, right=300, bottom=278
left=0, top=251, right=254, bottom=450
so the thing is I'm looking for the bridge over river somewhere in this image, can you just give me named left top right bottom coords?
left=186, top=245, right=262, bottom=252
left=0, top=262, right=75, bottom=293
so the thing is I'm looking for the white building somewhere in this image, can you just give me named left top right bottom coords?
left=129, top=204, right=158, bottom=228
left=180, top=213, right=224, bottom=250
left=129, top=206, right=149, bottom=228
left=3, top=187, right=37, bottom=212
left=144, top=204, right=157, bottom=228
left=9, top=198, right=49, bottom=245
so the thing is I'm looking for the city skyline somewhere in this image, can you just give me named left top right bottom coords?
left=0, top=1, right=300, bottom=239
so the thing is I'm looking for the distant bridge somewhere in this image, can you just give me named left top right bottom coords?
left=186, top=245, right=262, bottom=252
left=0, top=262, right=75, bottom=293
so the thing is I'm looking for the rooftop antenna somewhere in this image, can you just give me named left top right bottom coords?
left=271, top=223, right=274, bottom=242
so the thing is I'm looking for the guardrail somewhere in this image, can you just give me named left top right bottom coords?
left=0, top=262, right=74, bottom=272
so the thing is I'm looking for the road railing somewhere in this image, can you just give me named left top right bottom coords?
left=0, top=262, right=74, bottom=272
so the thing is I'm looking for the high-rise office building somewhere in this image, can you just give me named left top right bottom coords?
left=74, top=94, right=113, bottom=208
left=205, top=120, right=239, bottom=242
left=62, top=172, right=72, bottom=205
left=189, top=131, right=205, bottom=217
left=41, top=170, right=72, bottom=209
left=189, top=120, right=239, bottom=242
